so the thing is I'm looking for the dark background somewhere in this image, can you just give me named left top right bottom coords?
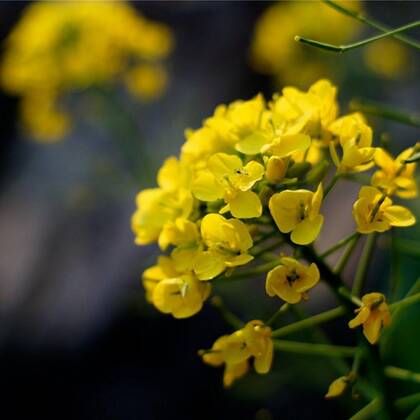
left=0, top=2, right=419, bottom=419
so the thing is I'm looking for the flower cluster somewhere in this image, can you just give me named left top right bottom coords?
left=132, top=79, right=417, bottom=387
left=1, top=1, right=173, bottom=141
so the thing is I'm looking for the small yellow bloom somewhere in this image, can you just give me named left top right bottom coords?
left=269, top=183, right=323, bottom=245
left=266, top=257, right=320, bottom=304
left=325, top=376, right=349, bottom=399
left=192, top=153, right=264, bottom=218
left=371, top=147, right=418, bottom=198
left=265, top=156, right=287, bottom=184
left=353, top=186, right=415, bottom=234
left=142, top=256, right=180, bottom=302
left=125, top=63, right=167, bottom=100
left=194, top=214, right=254, bottom=280
left=201, top=320, right=273, bottom=387
left=348, top=292, right=391, bottom=344
left=152, top=273, right=211, bottom=319
left=329, top=113, right=376, bottom=173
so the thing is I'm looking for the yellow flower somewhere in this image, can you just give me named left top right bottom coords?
left=1, top=1, right=173, bottom=140
left=266, top=257, right=320, bottom=304
left=269, top=183, right=323, bottom=245
left=201, top=320, right=273, bottom=387
left=325, top=376, right=349, bottom=399
left=353, top=186, right=415, bottom=234
left=371, top=147, right=418, bottom=198
left=194, top=214, right=254, bottom=280
left=348, top=292, right=391, bottom=344
left=142, top=256, right=180, bottom=303
left=265, top=156, right=287, bottom=184
left=329, top=113, right=376, bottom=173
left=192, top=153, right=264, bottom=218
left=364, top=38, right=409, bottom=79
left=152, top=273, right=211, bottom=319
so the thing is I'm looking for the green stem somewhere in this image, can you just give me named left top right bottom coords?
left=215, top=259, right=281, bottom=283
left=390, top=230, right=401, bottom=300
left=210, top=296, right=243, bottom=330
left=266, top=303, right=289, bottom=326
left=323, top=0, right=420, bottom=49
left=323, top=174, right=340, bottom=198
left=334, top=233, right=361, bottom=274
left=349, top=398, right=381, bottom=420
left=320, top=232, right=359, bottom=259
left=271, top=306, right=346, bottom=338
left=390, top=292, right=420, bottom=312
left=350, top=99, right=420, bottom=128
left=251, top=239, right=283, bottom=258
left=394, top=392, right=420, bottom=411
left=407, top=405, right=420, bottom=420
left=295, top=20, right=420, bottom=53
left=385, top=366, right=420, bottom=384
left=352, top=234, right=376, bottom=297
left=273, top=339, right=356, bottom=358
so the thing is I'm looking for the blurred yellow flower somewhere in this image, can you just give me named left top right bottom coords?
left=353, top=186, right=415, bottom=234
left=269, top=183, right=324, bottom=245
left=325, top=376, right=349, bottom=399
left=250, top=1, right=362, bottom=86
left=201, top=320, right=273, bottom=387
left=348, top=292, right=391, bottom=344
left=371, top=146, right=418, bottom=198
left=364, top=38, right=409, bottom=79
left=266, top=257, right=320, bottom=304
left=1, top=1, right=173, bottom=141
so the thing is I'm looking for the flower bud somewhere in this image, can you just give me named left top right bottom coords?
left=325, top=376, right=348, bottom=399
left=265, top=156, right=287, bottom=184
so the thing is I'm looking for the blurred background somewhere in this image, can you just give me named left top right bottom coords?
left=0, top=1, right=419, bottom=419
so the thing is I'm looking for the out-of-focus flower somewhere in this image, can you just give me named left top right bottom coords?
left=371, top=146, right=418, bottom=198
left=266, top=257, right=320, bottom=304
left=269, top=183, right=324, bottom=245
left=353, top=186, right=415, bottom=234
left=201, top=320, right=273, bottom=387
left=325, top=376, right=349, bottom=399
left=1, top=1, right=173, bottom=141
left=364, top=38, right=409, bottom=79
left=348, top=292, right=391, bottom=344
left=250, top=1, right=362, bottom=86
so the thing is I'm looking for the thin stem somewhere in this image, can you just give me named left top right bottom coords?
left=390, top=292, right=420, bottom=312
left=352, top=234, right=376, bottom=297
left=271, top=306, right=346, bottom=338
left=390, top=230, right=401, bottom=301
left=251, top=239, right=283, bottom=258
left=320, top=232, right=359, bottom=259
left=266, top=303, right=289, bottom=326
left=394, top=392, right=420, bottom=411
left=334, top=234, right=361, bottom=274
left=323, top=0, right=420, bottom=49
left=252, top=229, right=276, bottom=247
left=215, top=259, right=281, bottom=283
left=349, top=398, right=381, bottom=420
left=323, top=174, right=340, bottom=198
left=273, top=339, right=356, bottom=358
left=407, top=405, right=420, bottom=420
left=210, top=296, right=243, bottom=330
left=350, top=99, right=420, bottom=128
left=295, top=20, right=420, bottom=53
left=385, top=366, right=420, bottom=384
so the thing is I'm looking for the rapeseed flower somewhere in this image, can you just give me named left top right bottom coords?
left=353, top=186, right=415, bottom=234
left=266, top=257, right=320, bottom=304
left=348, top=292, right=391, bottom=344
left=269, top=184, right=324, bottom=245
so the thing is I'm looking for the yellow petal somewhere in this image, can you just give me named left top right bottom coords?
left=348, top=307, right=370, bottom=329
left=374, top=148, right=394, bottom=170
left=385, top=205, right=416, bottom=227
left=291, top=215, right=323, bottom=245
left=193, top=250, right=225, bottom=280
left=192, top=171, right=224, bottom=202
left=363, top=311, right=383, bottom=344
left=254, top=339, right=273, bottom=374
left=267, top=133, right=311, bottom=157
left=208, top=153, right=242, bottom=179
left=229, top=190, right=262, bottom=219
left=235, top=131, right=268, bottom=155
